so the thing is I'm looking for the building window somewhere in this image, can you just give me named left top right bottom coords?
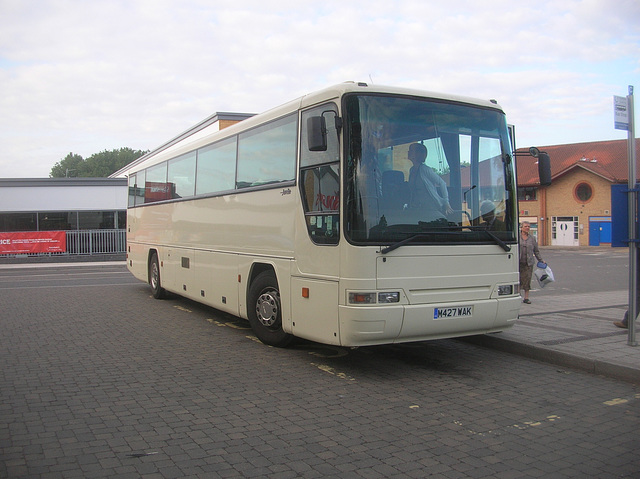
left=575, top=182, right=593, bottom=203
left=38, top=212, right=77, bottom=231
left=78, top=211, right=121, bottom=230
left=117, top=211, right=126, bottom=229
left=517, top=187, right=537, bottom=201
left=0, top=211, right=126, bottom=232
left=0, top=213, right=38, bottom=232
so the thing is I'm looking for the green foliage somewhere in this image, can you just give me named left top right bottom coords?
left=50, top=153, right=84, bottom=178
left=49, top=148, right=147, bottom=178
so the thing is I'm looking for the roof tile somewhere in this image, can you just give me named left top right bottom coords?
left=516, top=138, right=640, bottom=186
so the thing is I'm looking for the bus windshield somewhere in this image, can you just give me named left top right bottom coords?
left=344, top=94, right=517, bottom=248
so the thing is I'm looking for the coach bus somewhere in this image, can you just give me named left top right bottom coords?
left=123, top=82, right=551, bottom=347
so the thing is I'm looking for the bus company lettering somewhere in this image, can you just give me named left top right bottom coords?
left=315, top=192, right=339, bottom=210
left=0, top=239, right=11, bottom=244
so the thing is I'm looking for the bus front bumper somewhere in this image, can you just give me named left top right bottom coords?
left=338, top=296, right=521, bottom=347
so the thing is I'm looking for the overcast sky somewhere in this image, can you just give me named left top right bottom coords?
left=1, top=0, right=638, bottom=178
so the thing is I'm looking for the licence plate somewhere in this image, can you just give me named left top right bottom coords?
left=434, top=306, right=473, bottom=319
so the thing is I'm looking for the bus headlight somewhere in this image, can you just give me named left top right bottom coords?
left=498, top=284, right=519, bottom=296
left=378, top=292, right=400, bottom=303
left=348, top=292, right=400, bottom=304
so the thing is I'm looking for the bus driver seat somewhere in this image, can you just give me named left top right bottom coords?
left=382, top=170, right=408, bottom=209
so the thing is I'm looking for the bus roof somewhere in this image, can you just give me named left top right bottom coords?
left=113, top=82, right=504, bottom=178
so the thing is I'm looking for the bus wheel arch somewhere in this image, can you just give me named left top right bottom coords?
left=247, top=268, right=294, bottom=348
left=148, top=250, right=166, bottom=299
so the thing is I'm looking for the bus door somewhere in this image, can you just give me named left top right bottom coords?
left=291, top=103, right=341, bottom=344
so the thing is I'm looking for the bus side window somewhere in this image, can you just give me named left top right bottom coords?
left=128, top=174, right=137, bottom=207
left=196, top=137, right=236, bottom=195
left=300, top=165, right=339, bottom=245
left=145, top=162, right=169, bottom=203
left=300, top=103, right=340, bottom=245
left=237, top=113, right=297, bottom=188
left=168, top=151, right=196, bottom=199
left=301, top=105, right=339, bottom=168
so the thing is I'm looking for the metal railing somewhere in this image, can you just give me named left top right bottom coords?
left=0, top=229, right=126, bottom=259
left=65, top=229, right=126, bottom=255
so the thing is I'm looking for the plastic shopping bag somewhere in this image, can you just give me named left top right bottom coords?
left=534, top=261, right=555, bottom=288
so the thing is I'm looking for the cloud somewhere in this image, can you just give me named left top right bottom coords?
left=0, top=0, right=638, bottom=177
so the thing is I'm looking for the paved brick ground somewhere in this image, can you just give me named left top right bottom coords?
left=466, top=289, right=640, bottom=384
left=1, top=265, right=639, bottom=478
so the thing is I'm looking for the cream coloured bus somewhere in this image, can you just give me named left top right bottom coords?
left=123, top=82, right=548, bottom=347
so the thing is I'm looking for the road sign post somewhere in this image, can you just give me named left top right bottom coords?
left=615, top=86, right=637, bottom=346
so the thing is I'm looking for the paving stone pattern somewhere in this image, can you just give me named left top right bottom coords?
left=1, top=268, right=639, bottom=478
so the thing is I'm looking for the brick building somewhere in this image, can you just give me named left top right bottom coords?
left=517, top=138, right=640, bottom=247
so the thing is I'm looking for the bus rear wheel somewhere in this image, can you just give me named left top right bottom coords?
left=247, top=271, right=293, bottom=347
left=149, top=253, right=166, bottom=299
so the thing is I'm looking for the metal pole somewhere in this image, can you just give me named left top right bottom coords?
left=627, top=85, right=637, bottom=346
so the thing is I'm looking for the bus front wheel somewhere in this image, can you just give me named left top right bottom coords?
left=248, top=271, right=293, bottom=347
left=149, top=253, right=166, bottom=299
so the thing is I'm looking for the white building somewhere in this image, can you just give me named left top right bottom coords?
left=0, top=178, right=127, bottom=258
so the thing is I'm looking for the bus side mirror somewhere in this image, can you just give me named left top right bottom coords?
left=537, top=152, right=552, bottom=187
left=307, top=116, right=327, bottom=152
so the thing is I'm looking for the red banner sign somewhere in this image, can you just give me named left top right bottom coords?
left=0, top=231, right=67, bottom=255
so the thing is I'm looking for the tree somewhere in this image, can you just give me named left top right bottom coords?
left=49, top=148, right=147, bottom=178
left=50, top=152, right=85, bottom=178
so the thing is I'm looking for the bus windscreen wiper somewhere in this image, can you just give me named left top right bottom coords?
left=480, top=229, right=511, bottom=252
left=445, top=224, right=512, bottom=252
left=455, top=225, right=512, bottom=252
left=380, top=227, right=511, bottom=254
left=380, top=233, right=431, bottom=254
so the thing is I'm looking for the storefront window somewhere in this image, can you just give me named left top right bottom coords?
left=79, top=211, right=118, bottom=230
left=0, top=213, right=38, bottom=232
left=38, top=212, right=77, bottom=231
left=1, top=211, right=126, bottom=232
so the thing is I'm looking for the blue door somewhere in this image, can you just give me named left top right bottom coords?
left=600, top=221, right=612, bottom=244
left=589, top=218, right=612, bottom=246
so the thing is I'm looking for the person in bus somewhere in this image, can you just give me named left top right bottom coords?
left=407, top=143, right=453, bottom=216
left=479, top=200, right=506, bottom=231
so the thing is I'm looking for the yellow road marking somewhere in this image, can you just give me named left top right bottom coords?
left=604, top=398, right=628, bottom=406
left=311, top=363, right=355, bottom=381
left=512, top=415, right=561, bottom=430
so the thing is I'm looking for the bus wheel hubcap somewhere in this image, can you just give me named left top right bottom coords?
left=151, top=264, right=159, bottom=288
left=256, top=291, right=279, bottom=327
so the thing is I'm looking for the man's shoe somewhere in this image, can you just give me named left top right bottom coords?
left=523, top=299, right=531, bottom=304
left=613, top=321, right=628, bottom=329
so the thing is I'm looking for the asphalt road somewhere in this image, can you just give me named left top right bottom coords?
left=538, top=247, right=629, bottom=295
left=1, top=258, right=639, bottom=478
